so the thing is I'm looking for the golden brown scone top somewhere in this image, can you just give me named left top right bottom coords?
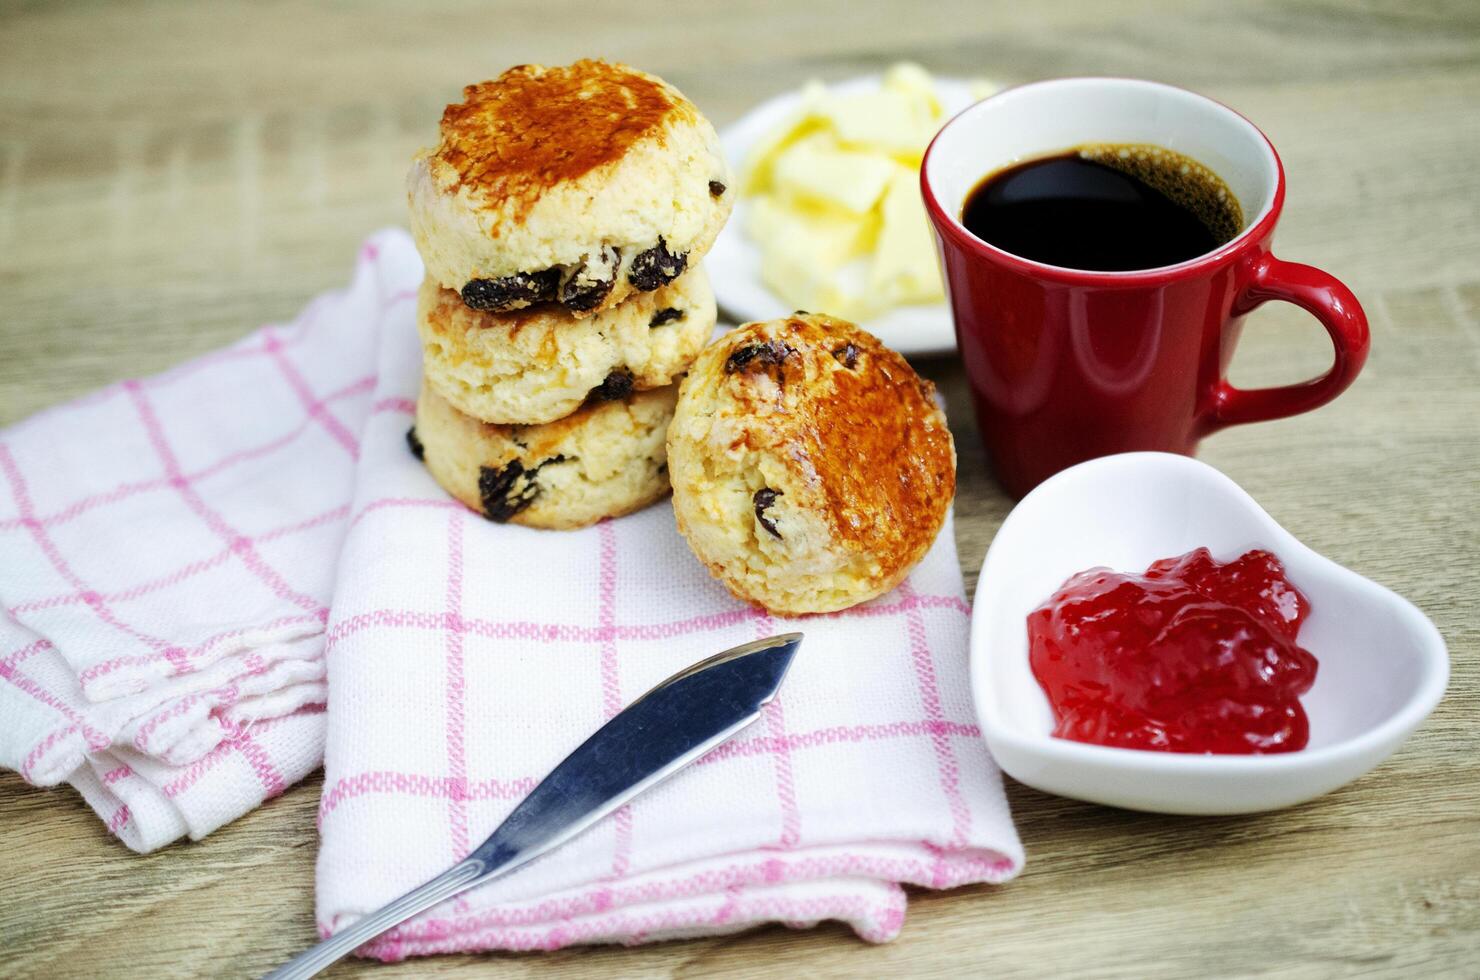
left=715, top=314, right=956, bottom=557
left=433, top=60, right=695, bottom=216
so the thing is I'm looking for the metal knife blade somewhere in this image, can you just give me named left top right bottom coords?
left=264, top=631, right=802, bottom=979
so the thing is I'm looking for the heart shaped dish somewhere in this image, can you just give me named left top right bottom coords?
left=970, top=452, right=1448, bottom=815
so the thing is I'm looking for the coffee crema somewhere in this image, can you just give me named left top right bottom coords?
left=960, top=143, right=1244, bottom=272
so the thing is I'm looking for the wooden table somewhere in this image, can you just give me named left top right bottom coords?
left=3, top=1, right=1478, bottom=976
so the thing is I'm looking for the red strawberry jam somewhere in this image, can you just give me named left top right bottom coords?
left=1028, top=548, right=1318, bottom=754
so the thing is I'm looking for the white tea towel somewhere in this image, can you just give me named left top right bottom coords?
left=0, top=233, right=414, bottom=846
left=1, top=230, right=1023, bottom=950
left=314, top=236, right=1022, bottom=955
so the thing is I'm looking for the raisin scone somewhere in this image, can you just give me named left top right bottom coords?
left=417, top=264, right=714, bottom=426
left=412, top=383, right=675, bottom=530
left=408, top=60, right=732, bottom=318
left=667, top=314, right=955, bottom=614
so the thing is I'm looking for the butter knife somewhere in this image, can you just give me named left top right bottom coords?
left=264, top=631, right=803, bottom=979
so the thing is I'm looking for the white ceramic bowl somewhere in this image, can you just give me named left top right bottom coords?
left=709, top=74, right=976, bottom=357
left=970, top=452, right=1448, bottom=814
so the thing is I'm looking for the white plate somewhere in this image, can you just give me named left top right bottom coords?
left=710, top=75, right=977, bottom=358
left=970, top=452, right=1448, bottom=815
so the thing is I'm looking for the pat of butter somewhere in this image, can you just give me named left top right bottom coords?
left=868, top=167, right=944, bottom=306
left=882, top=62, right=944, bottom=117
left=739, top=81, right=828, bottom=195
left=746, top=195, right=877, bottom=270
left=740, top=62, right=958, bottom=319
left=759, top=235, right=831, bottom=313
left=814, top=284, right=879, bottom=323
left=818, top=90, right=936, bottom=156
left=759, top=221, right=878, bottom=321
left=771, top=135, right=899, bottom=215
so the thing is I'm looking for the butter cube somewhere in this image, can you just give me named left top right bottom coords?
left=882, top=62, right=944, bottom=117
left=740, top=63, right=959, bottom=320
left=739, top=81, right=829, bottom=194
left=771, top=135, right=898, bottom=214
left=759, top=236, right=830, bottom=312
left=747, top=195, right=877, bottom=270
left=743, top=193, right=787, bottom=243
left=868, top=167, right=944, bottom=306
left=818, top=90, right=935, bottom=156
left=813, top=282, right=880, bottom=323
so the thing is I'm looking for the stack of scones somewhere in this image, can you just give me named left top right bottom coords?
left=405, top=60, right=732, bottom=529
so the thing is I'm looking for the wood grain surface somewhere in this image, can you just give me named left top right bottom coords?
left=3, top=1, right=1479, bottom=977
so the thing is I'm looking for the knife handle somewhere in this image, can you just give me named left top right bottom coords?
left=261, top=632, right=802, bottom=979
left=262, top=857, right=484, bottom=979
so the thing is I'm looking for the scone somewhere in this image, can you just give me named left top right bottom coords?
left=408, top=59, right=732, bottom=317
left=418, top=264, right=715, bottom=425
left=667, top=314, right=955, bottom=614
left=412, top=383, right=675, bottom=530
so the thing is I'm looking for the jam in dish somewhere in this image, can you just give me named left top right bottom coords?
left=1028, top=548, right=1318, bottom=754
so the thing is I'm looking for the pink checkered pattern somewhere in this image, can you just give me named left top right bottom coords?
left=0, top=229, right=417, bottom=849
left=1, top=230, right=1023, bottom=949
left=314, top=239, right=1022, bottom=955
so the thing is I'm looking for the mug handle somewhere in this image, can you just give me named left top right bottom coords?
left=1206, top=254, right=1371, bottom=429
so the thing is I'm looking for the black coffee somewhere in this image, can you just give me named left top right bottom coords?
left=960, top=144, right=1243, bottom=271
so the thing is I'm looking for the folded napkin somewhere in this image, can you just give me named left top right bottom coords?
left=1, top=230, right=1022, bottom=951
left=0, top=613, right=325, bottom=850
left=0, top=235, right=409, bottom=848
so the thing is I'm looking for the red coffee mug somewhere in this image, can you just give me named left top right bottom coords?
left=921, top=78, right=1369, bottom=498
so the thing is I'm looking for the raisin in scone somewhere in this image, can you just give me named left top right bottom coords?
left=417, top=264, right=714, bottom=426
left=408, top=60, right=732, bottom=318
left=667, top=314, right=955, bottom=614
left=412, top=383, right=675, bottom=530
